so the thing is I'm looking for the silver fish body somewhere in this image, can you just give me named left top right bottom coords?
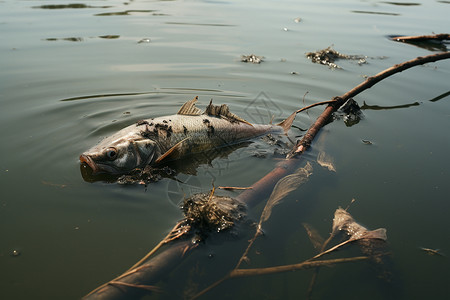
left=80, top=97, right=294, bottom=175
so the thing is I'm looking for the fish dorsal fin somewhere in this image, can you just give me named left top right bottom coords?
left=205, top=99, right=253, bottom=126
left=177, top=96, right=203, bottom=116
left=154, top=138, right=188, bottom=164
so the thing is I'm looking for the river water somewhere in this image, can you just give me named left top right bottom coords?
left=1, top=0, right=449, bottom=299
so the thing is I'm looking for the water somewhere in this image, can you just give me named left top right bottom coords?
left=1, top=0, right=449, bottom=299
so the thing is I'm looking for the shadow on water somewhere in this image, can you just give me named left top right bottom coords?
left=361, top=101, right=420, bottom=111
left=361, top=90, right=450, bottom=110
left=429, top=90, right=450, bottom=102
left=388, top=35, right=449, bottom=52
left=381, top=2, right=421, bottom=6
left=80, top=142, right=252, bottom=184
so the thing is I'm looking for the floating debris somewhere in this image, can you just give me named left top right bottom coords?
left=99, top=35, right=120, bottom=39
left=11, top=249, right=21, bottom=257
left=95, top=10, right=155, bottom=16
left=181, top=191, right=246, bottom=235
left=362, top=139, right=373, bottom=145
left=333, top=98, right=363, bottom=126
left=317, top=151, right=336, bottom=172
left=33, top=4, right=112, bottom=9
left=44, top=37, right=83, bottom=42
left=306, top=46, right=367, bottom=69
left=294, top=17, right=302, bottom=23
left=241, top=54, right=264, bottom=64
left=332, top=208, right=387, bottom=242
left=420, top=247, right=445, bottom=257
left=389, top=34, right=449, bottom=52
left=116, top=166, right=175, bottom=185
left=138, top=38, right=151, bottom=44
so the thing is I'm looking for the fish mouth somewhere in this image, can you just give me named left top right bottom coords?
left=79, top=154, right=101, bottom=174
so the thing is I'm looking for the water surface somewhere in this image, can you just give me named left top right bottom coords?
left=1, top=0, right=449, bottom=299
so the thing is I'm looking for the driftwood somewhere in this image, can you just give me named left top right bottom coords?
left=391, top=33, right=450, bottom=42
left=83, top=52, right=450, bottom=299
left=390, top=34, right=449, bottom=51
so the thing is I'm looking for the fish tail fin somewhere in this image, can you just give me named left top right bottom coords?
left=276, top=111, right=296, bottom=134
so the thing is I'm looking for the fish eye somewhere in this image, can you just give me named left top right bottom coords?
left=106, top=148, right=117, bottom=160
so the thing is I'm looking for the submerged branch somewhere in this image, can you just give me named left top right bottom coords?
left=192, top=255, right=375, bottom=299
left=231, top=256, right=371, bottom=278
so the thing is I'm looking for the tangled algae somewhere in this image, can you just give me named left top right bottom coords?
left=306, top=46, right=367, bottom=68
left=181, top=192, right=246, bottom=236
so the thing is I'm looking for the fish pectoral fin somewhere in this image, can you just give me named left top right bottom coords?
left=154, top=138, right=189, bottom=164
left=277, top=111, right=296, bottom=134
left=177, top=96, right=203, bottom=116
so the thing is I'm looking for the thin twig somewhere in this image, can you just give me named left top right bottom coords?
left=231, top=256, right=370, bottom=277
left=192, top=256, right=372, bottom=299
left=127, top=221, right=188, bottom=272
left=107, top=281, right=162, bottom=293
left=391, top=33, right=450, bottom=42
left=307, top=200, right=355, bottom=299
left=295, top=99, right=337, bottom=114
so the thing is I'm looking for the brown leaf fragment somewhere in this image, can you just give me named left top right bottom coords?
left=260, top=162, right=313, bottom=222
left=332, top=208, right=387, bottom=241
left=317, top=151, right=336, bottom=172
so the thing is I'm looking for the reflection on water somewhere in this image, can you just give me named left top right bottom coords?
left=361, top=101, right=420, bottom=111
left=80, top=142, right=253, bottom=184
left=381, top=1, right=421, bottom=6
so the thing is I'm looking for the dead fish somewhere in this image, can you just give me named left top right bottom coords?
left=80, top=97, right=296, bottom=175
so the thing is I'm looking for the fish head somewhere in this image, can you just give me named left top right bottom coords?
left=80, top=132, right=158, bottom=175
